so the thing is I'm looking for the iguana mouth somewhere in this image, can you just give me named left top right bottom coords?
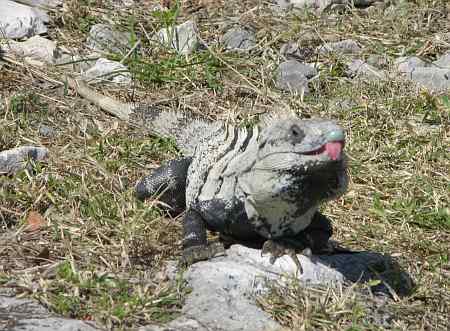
left=302, top=141, right=344, bottom=161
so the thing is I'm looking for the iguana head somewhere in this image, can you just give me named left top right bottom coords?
left=238, top=118, right=348, bottom=238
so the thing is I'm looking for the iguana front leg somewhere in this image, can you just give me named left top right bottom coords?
left=179, top=208, right=225, bottom=266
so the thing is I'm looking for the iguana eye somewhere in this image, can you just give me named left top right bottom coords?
left=289, top=125, right=305, bottom=142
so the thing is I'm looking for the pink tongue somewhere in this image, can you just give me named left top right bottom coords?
left=325, top=142, right=343, bottom=161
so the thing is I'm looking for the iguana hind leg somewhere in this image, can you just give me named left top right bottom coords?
left=135, top=157, right=192, bottom=215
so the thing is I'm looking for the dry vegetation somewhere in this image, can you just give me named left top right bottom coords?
left=0, top=0, right=449, bottom=330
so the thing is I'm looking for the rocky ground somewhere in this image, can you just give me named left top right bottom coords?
left=0, top=0, right=449, bottom=330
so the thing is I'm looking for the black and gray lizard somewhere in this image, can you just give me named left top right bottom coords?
left=68, top=77, right=348, bottom=271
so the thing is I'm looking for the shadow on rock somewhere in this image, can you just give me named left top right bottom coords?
left=316, top=250, right=415, bottom=297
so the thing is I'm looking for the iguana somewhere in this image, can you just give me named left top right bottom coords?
left=68, top=77, right=348, bottom=271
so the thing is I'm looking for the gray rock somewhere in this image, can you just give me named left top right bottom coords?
left=145, top=245, right=412, bottom=331
left=139, top=317, right=211, bottom=331
left=276, top=0, right=386, bottom=13
left=280, top=42, right=315, bottom=61
left=54, top=54, right=97, bottom=73
left=0, top=0, right=48, bottom=39
left=347, top=59, right=386, bottom=80
left=22, top=0, right=63, bottom=7
left=275, top=0, right=294, bottom=10
left=276, top=0, right=333, bottom=12
left=394, top=56, right=428, bottom=73
left=222, top=27, right=256, bottom=51
left=275, top=60, right=318, bottom=94
left=5, top=36, right=57, bottom=65
left=83, top=58, right=132, bottom=85
left=394, top=55, right=450, bottom=92
left=1, top=246, right=412, bottom=331
left=156, top=20, right=199, bottom=55
left=86, top=23, right=132, bottom=54
left=405, top=67, right=450, bottom=93
left=317, top=39, right=361, bottom=55
left=38, top=125, right=55, bottom=137
left=366, top=54, right=389, bottom=68
left=0, top=296, right=98, bottom=331
left=0, top=146, right=48, bottom=175
left=328, top=98, right=358, bottom=112
left=433, top=51, right=450, bottom=68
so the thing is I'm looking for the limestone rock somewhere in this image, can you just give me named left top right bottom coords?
left=156, top=20, right=200, bottom=55
left=0, top=0, right=48, bottom=39
left=276, top=0, right=333, bottom=12
left=393, top=53, right=450, bottom=92
left=276, top=0, right=389, bottom=13
left=139, top=317, right=217, bottom=331
left=54, top=53, right=96, bottom=73
left=0, top=146, right=48, bottom=175
left=394, top=56, right=428, bottom=73
left=0, top=296, right=98, bottom=331
left=86, top=23, right=132, bottom=54
left=83, top=58, right=132, bottom=85
left=23, top=0, right=63, bottom=7
left=405, top=67, right=450, bottom=93
left=433, top=51, right=450, bottom=68
left=280, top=42, right=315, bottom=61
left=6, top=36, right=57, bottom=65
left=144, top=245, right=412, bottom=331
left=347, top=59, right=386, bottom=80
left=317, top=39, right=361, bottom=55
left=222, top=27, right=256, bottom=51
left=275, top=60, right=318, bottom=94
left=38, top=125, right=56, bottom=138
left=366, top=54, right=389, bottom=69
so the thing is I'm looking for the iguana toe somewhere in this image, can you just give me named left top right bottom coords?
left=262, top=240, right=313, bottom=275
left=179, top=242, right=226, bottom=267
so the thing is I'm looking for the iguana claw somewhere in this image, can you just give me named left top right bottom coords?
left=261, top=240, right=313, bottom=275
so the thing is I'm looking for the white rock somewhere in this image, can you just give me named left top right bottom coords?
left=0, top=296, right=99, bottom=331
left=394, top=56, right=428, bottom=73
left=277, top=0, right=333, bottom=12
left=86, top=24, right=132, bottom=54
left=276, top=0, right=389, bottom=13
left=275, top=60, right=318, bottom=94
left=347, top=59, right=386, bottom=80
left=23, top=0, right=63, bottom=8
left=394, top=54, right=450, bottom=92
left=405, top=67, right=450, bottom=93
left=433, top=51, right=450, bottom=68
left=6, top=36, right=57, bottom=65
left=222, top=27, right=256, bottom=51
left=156, top=20, right=199, bottom=55
left=139, top=317, right=213, bottom=331
left=317, top=39, right=362, bottom=55
left=54, top=53, right=97, bottom=73
left=0, top=146, right=48, bottom=175
left=0, top=0, right=48, bottom=39
left=83, top=58, right=132, bottom=85
left=158, top=245, right=412, bottom=331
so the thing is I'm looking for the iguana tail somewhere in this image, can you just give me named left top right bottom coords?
left=66, top=76, right=222, bottom=155
left=66, top=77, right=133, bottom=121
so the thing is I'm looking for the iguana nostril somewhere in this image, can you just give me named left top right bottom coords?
left=327, top=130, right=345, bottom=142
